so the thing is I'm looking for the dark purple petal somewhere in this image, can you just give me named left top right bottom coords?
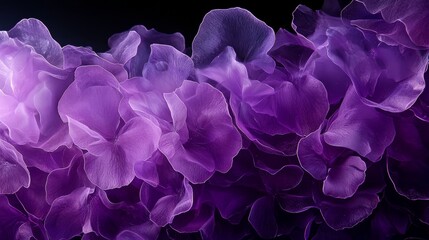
left=0, top=196, right=27, bottom=239
left=326, top=26, right=427, bottom=112
left=16, top=168, right=50, bottom=219
left=356, top=0, right=429, bottom=48
left=315, top=190, right=379, bottom=230
left=192, top=7, right=275, bottom=73
left=90, top=190, right=158, bottom=239
left=8, top=18, right=63, bottom=67
left=322, top=156, right=366, bottom=199
left=45, top=187, right=93, bottom=240
left=248, top=196, right=278, bottom=239
left=0, top=139, right=30, bottom=194
left=324, top=87, right=395, bottom=161
left=387, top=116, right=429, bottom=200
left=46, top=155, right=91, bottom=204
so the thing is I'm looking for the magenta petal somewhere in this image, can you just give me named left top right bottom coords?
left=45, top=187, right=92, bottom=240
left=323, top=156, right=367, bottom=199
left=0, top=139, right=30, bottom=194
left=8, top=18, right=63, bottom=67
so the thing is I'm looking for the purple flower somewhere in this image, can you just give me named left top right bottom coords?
left=159, top=80, right=242, bottom=183
left=58, top=65, right=161, bottom=189
left=0, top=19, right=71, bottom=150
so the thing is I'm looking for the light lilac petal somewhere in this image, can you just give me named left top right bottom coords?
left=8, top=18, right=63, bottom=67
left=58, top=65, right=122, bottom=139
left=84, top=149, right=134, bottom=190
left=117, top=116, right=161, bottom=163
left=143, top=44, right=193, bottom=93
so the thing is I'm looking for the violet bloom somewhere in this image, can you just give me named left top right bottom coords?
left=58, top=65, right=161, bottom=189
left=159, top=80, right=242, bottom=183
left=105, top=25, right=185, bottom=77
left=293, top=4, right=428, bottom=113
left=0, top=19, right=71, bottom=150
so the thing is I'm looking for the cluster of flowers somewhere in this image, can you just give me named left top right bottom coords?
left=1, top=0, right=429, bottom=239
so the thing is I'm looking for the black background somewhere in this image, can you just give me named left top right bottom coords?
left=0, top=0, right=324, bottom=52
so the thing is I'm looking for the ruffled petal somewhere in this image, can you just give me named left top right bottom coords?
left=160, top=80, right=241, bottom=183
left=45, top=187, right=93, bottom=240
left=323, top=156, right=367, bottom=199
left=324, top=87, right=395, bottom=161
left=58, top=65, right=122, bottom=139
left=192, top=7, right=275, bottom=73
left=8, top=18, right=63, bottom=67
left=143, top=44, right=193, bottom=93
left=0, top=139, right=30, bottom=194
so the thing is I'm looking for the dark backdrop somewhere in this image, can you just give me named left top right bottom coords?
left=0, top=0, right=324, bottom=52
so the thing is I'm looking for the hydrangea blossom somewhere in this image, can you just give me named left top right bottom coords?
left=0, top=0, right=428, bottom=239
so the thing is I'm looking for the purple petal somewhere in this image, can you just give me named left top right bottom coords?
left=84, top=149, right=134, bottom=190
left=248, top=196, right=278, bottom=239
left=0, top=139, right=30, bottom=194
left=45, top=187, right=92, bottom=240
left=58, top=65, right=122, bottom=140
left=107, top=30, right=141, bottom=64
left=108, top=25, right=185, bottom=77
left=62, top=45, right=128, bottom=81
left=387, top=116, right=429, bottom=200
left=324, top=87, right=395, bottom=161
left=117, top=116, right=161, bottom=163
left=326, top=26, right=427, bottom=112
left=323, top=156, right=367, bottom=199
left=46, top=155, right=90, bottom=204
left=143, top=44, right=193, bottom=93
left=90, top=190, right=157, bottom=239
left=160, top=80, right=241, bottom=183
left=0, top=196, right=28, bottom=239
left=145, top=179, right=193, bottom=226
left=315, top=190, right=379, bottom=230
left=192, top=7, right=275, bottom=73
left=357, top=0, right=429, bottom=48
left=8, top=18, right=63, bottom=67
left=16, top=168, right=50, bottom=219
